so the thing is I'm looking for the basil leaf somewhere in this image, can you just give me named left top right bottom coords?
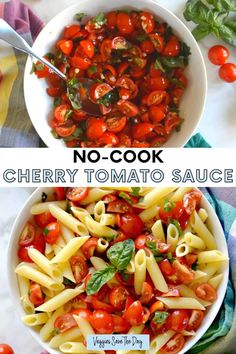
left=67, top=78, right=83, bottom=110
left=155, top=256, right=164, bottom=262
left=88, top=65, right=98, bottom=74
left=192, top=24, right=213, bottom=40
left=154, top=58, right=165, bottom=72
left=131, top=187, right=140, bottom=197
left=184, top=0, right=211, bottom=25
left=107, top=239, right=135, bottom=270
left=91, top=12, right=107, bottom=29
left=153, top=311, right=169, bottom=324
left=86, top=266, right=116, bottom=295
left=146, top=241, right=161, bottom=256
left=98, top=89, right=119, bottom=107
left=76, top=13, right=86, bottom=21
left=207, top=0, right=236, bottom=12
left=161, top=56, right=186, bottom=68
left=164, top=199, right=175, bottom=212
left=54, top=97, right=62, bottom=107
left=119, top=192, right=133, bottom=204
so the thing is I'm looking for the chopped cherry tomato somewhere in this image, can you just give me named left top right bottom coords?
left=149, top=33, right=165, bottom=52
left=98, top=131, right=119, bottom=146
left=134, top=234, right=147, bottom=250
left=71, top=56, right=91, bottom=70
left=119, top=213, right=144, bottom=238
left=102, top=194, right=117, bottom=203
left=19, top=223, right=35, bottom=246
left=124, top=300, right=143, bottom=326
left=112, top=315, right=130, bottom=333
left=184, top=254, right=198, bottom=266
left=91, top=296, right=114, bottom=313
left=106, top=11, right=117, bottom=30
left=159, top=259, right=175, bottom=276
left=208, top=45, right=229, bottom=66
left=167, top=310, right=189, bottom=331
left=219, top=63, right=236, bottom=83
left=54, top=187, right=66, bottom=201
left=44, top=222, right=60, bottom=244
left=54, top=104, right=72, bottom=123
left=132, top=123, right=154, bottom=140
left=0, top=344, right=14, bottom=354
left=149, top=77, right=169, bottom=91
left=117, top=100, right=138, bottom=117
left=90, top=83, right=112, bottom=101
left=146, top=91, right=166, bottom=106
left=57, top=39, right=73, bottom=55
left=106, top=116, right=127, bottom=133
left=160, top=333, right=185, bottom=354
left=54, top=314, right=77, bottom=333
left=187, top=310, right=204, bottom=331
left=139, top=282, right=153, bottom=304
left=86, top=118, right=107, bottom=140
left=81, top=237, right=98, bottom=258
left=29, top=283, right=44, bottom=306
left=107, top=199, right=133, bottom=214
left=109, top=286, right=128, bottom=310
left=195, top=283, right=217, bottom=302
left=64, top=24, right=81, bottom=39
left=66, top=187, right=89, bottom=202
left=70, top=256, right=88, bottom=283
left=140, top=12, right=155, bottom=33
left=70, top=308, right=92, bottom=320
left=117, top=12, right=134, bottom=35
left=100, top=39, right=112, bottom=59
left=172, top=260, right=195, bottom=284
left=150, top=300, right=165, bottom=314
left=91, top=310, right=114, bottom=334
left=140, top=40, right=155, bottom=54
left=149, top=105, right=165, bottom=123
left=184, top=189, right=202, bottom=215
left=162, top=38, right=180, bottom=57
left=55, top=121, right=76, bottom=137
left=18, top=233, right=45, bottom=263
left=80, top=40, right=95, bottom=58
left=46, top=87, right=62, bottom=97
left=34, top=211, right=56, bottom=229
left=112, top=36, right=128, bottom=50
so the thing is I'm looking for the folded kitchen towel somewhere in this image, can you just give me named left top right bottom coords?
left=0, top=0, right=44, bottom=147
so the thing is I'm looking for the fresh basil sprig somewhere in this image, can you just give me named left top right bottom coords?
left=107, top=239, right=135, bottom=270
left=184, top=0, right=236, bottom=47
left=86, top=266, right=116, bottom=295
left=153, top=311, right=169, bottom=324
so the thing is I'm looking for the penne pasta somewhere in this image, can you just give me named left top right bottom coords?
left=15, top=263, right=64, bottom=291
left=167, top=223, right=179, bottom=252
left=60, top=342, right=104, bottom=354
left=148, top=330, right=175, bottom=354
left=22, top=313, right=49, bottom=326
left=157, top=297, right=205, bottom=310
left=73, top=315, right=95, bottom=338
left=17, top=275, right=34, bottom=314
left=59, top=261, right=76, bottom=283
left=30, top=200, right=67, bottom=215
left=85, top=217, right=118, bottom=238
left=49, top=204, right=88, bottom=235
left=198, top=208, right=208, bottom=223
left=134, top=249, right=146, bottom=295
left=145, top=249, right=168, bottom=293
left=80, top=188, right=111, bottom=205
left=50, top=236, right=90, bottom=264
left=170, top=187, right=193, bottom=202
left=100, top=213, right=116, bottom=226
left=190, top=211, right=216, bottom=249
left=184, top=232, right=206, bottom=250
left=138, top=187, right=177, bottom=208
left=40, top=307, right=65, bottom=341
left=175, top=243, right=193, bottom=257
left=208, top=274, right=224, bottom=289
left=139, top=205, right=158, bottom=222
left=28, top=248, right=63, bottom=282
left=151, top=219, right=165, bottom=242
left=96, top=238, right=109, bottom=252
left=198, top=250, right=228, bottom=264
left=49, top=327, right=82, bottom=349
left=59, top=223, right=75, bottom=243
left=94, top=200, right=106, bottom=222
left=35, top=285, right=85, bottom=312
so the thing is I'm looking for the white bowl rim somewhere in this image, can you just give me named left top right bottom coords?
left=23, top=0, right=207, bottom=148
left=7, top=187, right=228, bottom=354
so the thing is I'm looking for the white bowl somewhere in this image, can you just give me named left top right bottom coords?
left=24, top=0, right=207, bottom=148
left=7, top=187, right=228, bottom=354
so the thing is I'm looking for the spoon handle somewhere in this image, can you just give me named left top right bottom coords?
left=0, top=19, right=67, bottom=81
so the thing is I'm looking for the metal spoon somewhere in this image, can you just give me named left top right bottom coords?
left=0, top=19, right=100, bottom=116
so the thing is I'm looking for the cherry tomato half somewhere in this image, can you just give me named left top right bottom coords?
left=187, top=310, right=204, bottom=331
left=44, top=222, right=60, bottom=244
left=81, top=237, right=98, bottom=259
left=66, top=187, right=89, bottom=202
left=117, top=13, right=134, bottom=35
left=70, top=255, right=88, bottom=284
left=29, top=283, right=44, bottom=306
left=119, top=213, right=144, bottom=238
left=91, top=310, right=114, bottom=334
left=195, top=283, right=217, bottom=302
left=54, top=314, right=77, bottom=333
left=19, top=223, right=35, bottom=246
left=109, top=286, right=128, bottom=310
left=124, top=300, right=143, bottom=326
left=160, top=333, right=185, bottom=354
left=167, top=310, right=189, bottom=332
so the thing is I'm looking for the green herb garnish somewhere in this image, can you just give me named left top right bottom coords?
left=86, top=266, right=116, bottom=295
left=131, top=187, right=141, bottom=197
left=153, top=311, right=169, bottom=324
left=107, top=239, right=135, bottom=270
left=119, top=192, right=133, bottom=204
left=164, top=199, right=176, bottom=212
left=91, top=12, right=107, bottom=29
left=75, top=13, right=86, bottom=21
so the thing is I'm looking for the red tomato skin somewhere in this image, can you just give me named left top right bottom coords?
left=18, top=223, right=35, bottom=246
left=119, top=213, right=144, bottom=238
left=91, top=310, right=114, bottom=334
left=107, top=198, right=133, bottom=214
left=208, top=45, right=229, bottom=65
left=54, top=187, right=66, bottom=201
left=91, top=296, right=114, bottom=313
left=18, top=233, right=45, bottom=263
left=70, top=256, right=89, bottom=284
left=112, top=315, right=130, bottom=333
left=86, top=119, right=107, bottom=140
left=195, top=283, right=217, bottom=302
left=219, top=63, right=236, bottom=83
left=29, top=283, right=44, bottom=306
left=132, top=123, right=154, bottom=140
left=109, top=286, right=128, bottom=310
left=81, top=237, right=98, bottom=259
left=139, top=282, right=154, bottom=304
left=117, top=13, right=134, bottom=35
left=167, top=310, right=189, bottom=332
left=66, top=187, right=89, bottom=202
left=54, top=314, right=77, bottom=333
left=160, top=333, right=185, bottom=354
left=124, top=300, right=143, bottom=326
left=0, top=344, right=14, bottom=354
left=134, top=234, right=147, bottom=250
left=187, top=310, right=204, bottom=331
left=162, top=38, right=180, bottom=57
left=44, top=222, right=60, bottom=245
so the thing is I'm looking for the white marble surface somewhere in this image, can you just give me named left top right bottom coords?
left=20, top=0, right=236, bottom=147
